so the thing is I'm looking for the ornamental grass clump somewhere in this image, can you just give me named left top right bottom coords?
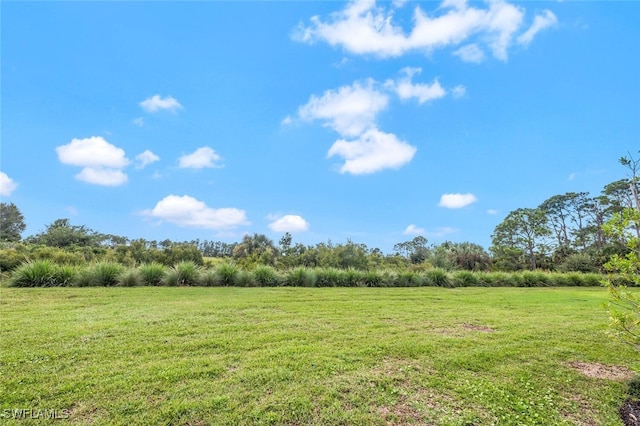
left=54, top=264, right=80, bottom=287
left=168, top=261, right=201, bottom=286
left=138, top=262, right=166, bottom=286
left=453, top=270, right=479, bottom=287
left=285, top=267, right=317, bottom=287
left=215, top=263, right=238, bottom=286
left=8, top=260, right=57, bottom=287
left=253, top=265, right=280, bottom=287
left=425, top=268, right=451, bottom=288
left=118, top=268, right=142, bottom=287
left=92, top=262, right=126, bottom=287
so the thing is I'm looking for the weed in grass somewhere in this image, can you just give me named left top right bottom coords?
left=138, top=262, right=166, bottom=286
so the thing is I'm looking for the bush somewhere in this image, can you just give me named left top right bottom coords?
left=285, top=267, right=317, bottom=287
left=8, top=260, right=58, bottom=287
left=453, top=270, right=478, bottom=287
left=253, top=265, right=280, bottom=287
left=315, top=267, right=342, bottom=287
left=342, top=268, right=363, bottom=287
left=363, top=270, right=383, bottom=287
left=558, top=253, right=598, bottom=273
left=215, top=263, right=239, bottom=286
left=54, top=265, right=79, bottom=286
left=171, top=261, right=201, bottom=286
left=396, top=270, right=423, bottom=287
left=425, top=268, right=451, bottom=288
left=236, top=270, right=256, bottom=287
left=118, top=268, right=142, bottom=287
left=0, top=248, right=28, bottom=272
left=91, top=262, right=126, bottom=287
left=521, top=271, right=550, bottom=287
left=138, top=262, right=166, bottom=286
left=198, top=269, right=220, bottom=287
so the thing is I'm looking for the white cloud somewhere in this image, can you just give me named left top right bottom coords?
left=298, top=80, right=389, bottom=137
left=139, top=95, right=183, bottom=113
left=144, top=195, right=249, bottom=230
left=0, top=172, right=18, bottom=197
left=281, top=115, right=293, bottom=126
left=389, top=67, right=446, bottom=104
left=487, top=209, right=499, bottom=215
left=568, top=172, right=576, bottom=181
left=295, top=0, right=534, bottom=61
left=269, top=215, right=310, bottom=233
left=132, top=117, right=144, bottom=127
left=178, top=147, right=222, bottom=169
left=403, top=224, right=425, bottom=235
left=75, top=167, right=128, bottom=186
left=328, top=128, right=416, bottom=175
left=517, top=10, right=558, bottom=46
left=438, top=193, right=478, bottom=208
left=453, top=44, right=485, bottom=63
left=135, top=150, right=160, bottom=169
left=56, top=136, right=129, bottom=168
left=452, top=85, right=466, bottom=98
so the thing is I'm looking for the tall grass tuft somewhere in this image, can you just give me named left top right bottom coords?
left=138, top=262, right=166, bottom=286
left=453, top=270, right=478, bottom=287
left=8, top=260, right=58, bottom=287
left=236, top=270, right=256, bottom=287
left=363, top=270, right=383, bottom=287
left=315, top=267, right=342, bottom=287
left=253, top=265, right=280, bottom=287
left=215, top=263, right=239, bottom=286
left=521, top=271, right=550, bottom=287
left=172, top=261, right=201, bottom=286
left=198, top=269, right=220, bottom=287
left=396, top=270, right=423, bottom=287
left=342, top=268, right=363, bottom=287
left=118, top=268, right=142, bottom=287
left=425, top=268, right=451, bottom=288
left=285, top=267, right=317, bottom=287
left=54, top=265, right=80, bottom=287
left=92, top=262, right=126, bottom=287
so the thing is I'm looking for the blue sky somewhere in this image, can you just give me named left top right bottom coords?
left=1, top=0, right=638, bottom=252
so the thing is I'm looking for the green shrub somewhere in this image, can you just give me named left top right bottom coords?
left=198, top=269, right=220, bottom=287
left=315, top=267, right=342, bottom=287
left=138, top=262, right=166, bottom=286
left=75, top=268, right=96, bottom=287
left=253, top=265, right=280, bottom=287
left=118, top=269, right=142, bottom=287
left=564, top=272, right=585, bottom=287
left=342, top=268, right=363, bottom=287
left=54, top=264, right=79, bottom=287
left=453, top=270, right=478, bottom=287
left=162, top=268, right=180, bottom=286
left=582, top=273, right=603, bottom=287
left=215, top=263, right=238, bottom=286
left=0, top=248, right=28, bottom=272
left=558, top=253, right=598, bottom=273
left=285, top=267, right=317, bottom=287
left=171, top=261, right=201, bottom=286
left=521, top=271, right=549, bottom=287
left=425, top=268, right=451, bottom=288
left=8, top=260, right=57, bottom=287
left=92, top=262, right=125, bottom=287
left=363, top=270, right=383, bottom=287
left=236, top=270, right=256, bottom=287
left=396, top=270, right=422, bottom=287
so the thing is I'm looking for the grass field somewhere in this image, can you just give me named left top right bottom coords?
left=1, top=287, right=637, bottom=425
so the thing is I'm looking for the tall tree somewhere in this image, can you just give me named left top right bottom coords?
left=0, top=202, right=26, bottom=242
left=491, top=208, right=551, bottom=270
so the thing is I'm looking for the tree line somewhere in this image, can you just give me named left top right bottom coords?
left=1, top=152, right=638, bottom=273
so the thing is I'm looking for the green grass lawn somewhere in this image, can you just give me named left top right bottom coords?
left=1, top=287, right=637, bottom=425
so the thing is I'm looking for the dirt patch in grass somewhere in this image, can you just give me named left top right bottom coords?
left=619, top=398, right=640, bottom=426
left=569, top=362, right=635, bottom=381
left=560, top=394, right=599, bottom=426
left=461, top=323, right=495, bottom=333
